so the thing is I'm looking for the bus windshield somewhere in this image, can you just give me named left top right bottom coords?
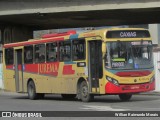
left=105, top=41, right=153, bottom=69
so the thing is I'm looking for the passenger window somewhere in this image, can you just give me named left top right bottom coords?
left=24, top=46, right=33, bottom=64
left=59, top=41, right=71, bottom=61
left=46, top=43, right=58, bottom=62
left=34, top=44, right=45, bottom=63
left=5, top=48, right=14, bottom=65
left=72, top=40, right=85, bottom=61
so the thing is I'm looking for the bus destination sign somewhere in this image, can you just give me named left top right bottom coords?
left=106, top=30, right=150, bottom=38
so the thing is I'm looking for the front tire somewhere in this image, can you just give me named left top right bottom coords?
left=27, top=81, right=38, bottom=100
left=80, top=81, right=94, bottom=102
left=119, top=94, right=132, bottom=101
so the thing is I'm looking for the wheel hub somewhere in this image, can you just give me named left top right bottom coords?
left=82, top=86, right=88, bottom=97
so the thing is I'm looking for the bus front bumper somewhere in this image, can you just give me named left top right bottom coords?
left=105, top=81, right=155, bottom=94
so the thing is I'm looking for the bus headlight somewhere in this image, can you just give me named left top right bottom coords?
left=150, top=76, right=155, bottom=83
left=106, top=76, right=119, bottom=86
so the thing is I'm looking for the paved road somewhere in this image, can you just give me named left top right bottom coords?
left=0, top=91, right=160, bottom=120
left=0, top=91, right=160, bottom=111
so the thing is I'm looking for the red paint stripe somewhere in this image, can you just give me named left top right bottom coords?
left=6, top=65, right=13, bottom=69
left=63, top=65, right=75, bottom=75
left=4, top=37, right=64, bottom=48
left=115, top=70, right=151, bottom=77
left=24, top=64, right=39, bottom=73
left=42, top=30, right=76, bottom=38
left=6, top=62, right=60, bottom=77
left=105, top=81, right=155, bottom=94
left=38, top=62, right=59, bottom=76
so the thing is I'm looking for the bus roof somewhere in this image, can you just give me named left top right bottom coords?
left=3, top=30, right=77, bottom=48
left=3, top=28, right=148, bottom=48
left=3, top=37, right=65, bottom=48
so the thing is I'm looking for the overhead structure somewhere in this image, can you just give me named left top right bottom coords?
left=0, top=0, right=160, bottom=30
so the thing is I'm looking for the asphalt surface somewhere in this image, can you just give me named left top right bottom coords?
left=0, top=91, right=160, bottom=120
left=0, top=91, right=160, bottom=111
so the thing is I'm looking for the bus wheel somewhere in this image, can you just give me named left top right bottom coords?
left=80, top=81, right=94, bottom=102
left=119, top=94, right=132, bottom=101
left=61, top=94, right=76, bottom=99
left=27, top=81, right=38, bottom=100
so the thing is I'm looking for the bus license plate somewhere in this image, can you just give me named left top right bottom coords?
left=130, top=85, right=140, bottom=90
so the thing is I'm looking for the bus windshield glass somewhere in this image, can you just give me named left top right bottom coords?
left=105, top=41, right=153, bottom=69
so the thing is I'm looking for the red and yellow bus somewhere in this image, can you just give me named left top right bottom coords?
left=3, top=28, right=155, bottom=102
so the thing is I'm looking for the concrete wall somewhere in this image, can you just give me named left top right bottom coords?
left=0, top=0, right=160, bottom=15
left=149, top=24, right=160, bottom=92
left=153, top=52, right=160, bottom=92
left=2, top=26, right=33, bottom=44
left=0, top=64, right=3, bottom=89
left=11, top=26, right=33, bottom=43
left=149, top=24, right=160, bottom=44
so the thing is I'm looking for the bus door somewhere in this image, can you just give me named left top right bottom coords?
left=14, top=49, right=24, bottom=92
left=88, top=40, right=103, bottom=93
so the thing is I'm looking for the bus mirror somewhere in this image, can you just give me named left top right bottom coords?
left=102, top=43, right=106, bottom=53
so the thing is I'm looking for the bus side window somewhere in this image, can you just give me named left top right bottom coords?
left=59, top=41, right=71, bottom=61
left=34, top=44, right=45, bottom=63
left=46, top=42, right=58, bottom=62
left=72, top=39, right=85, bottom=61
left=24, top=45, right=33, bottom=64
left=5, top=48, right=13, bottom=65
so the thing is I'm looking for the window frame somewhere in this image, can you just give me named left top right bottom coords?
left=59, top=41, right=71, bottom=62
left=34, top=44, right=46, bottom=63
left=5, top=48, right=14, bottom=65
left=46, top=42, right=58, bottom=62
left=72, top=39, right=86, bottom=61
left=24, top=45, right=33, bottom=64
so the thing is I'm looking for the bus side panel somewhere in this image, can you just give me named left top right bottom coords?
left=22, top=62, right=77, bottom=94
left=48, top=62, right=87, bottom=94
left=3, top=65, right=16, bottom=92
left=3, top=48, right=16, bottom=92
left=23, top=72, right=52, bottom=93
left=50, top=62, right=78, bottom=94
